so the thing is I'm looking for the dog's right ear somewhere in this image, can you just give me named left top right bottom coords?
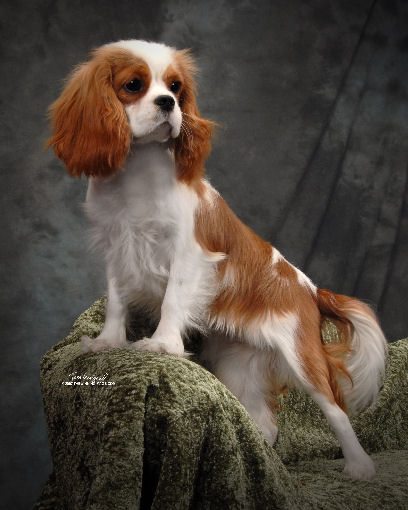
left=46, top=49, right=131, bottom=178
left=173, top=49, right=215, bottom=185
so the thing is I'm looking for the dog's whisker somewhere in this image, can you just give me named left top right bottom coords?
left=180, top=119, right=194, bottom=151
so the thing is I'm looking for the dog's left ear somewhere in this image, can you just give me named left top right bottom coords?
left=174, top=50, right=215, bottom=184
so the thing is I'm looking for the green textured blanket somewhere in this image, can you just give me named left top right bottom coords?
left=36, top=297, right=408, bottom=509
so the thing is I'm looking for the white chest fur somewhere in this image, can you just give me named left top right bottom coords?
left=84, top=143, right=196, bottom=304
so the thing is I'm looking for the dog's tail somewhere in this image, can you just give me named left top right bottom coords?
left=317, top=289, right=388, bottom=415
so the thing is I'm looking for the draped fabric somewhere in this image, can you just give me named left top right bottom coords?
left=202, top=0, right=408, bottom=342
left=35, top=298, right=408, bottom=509
left=271, top=0, right=408, bottom=342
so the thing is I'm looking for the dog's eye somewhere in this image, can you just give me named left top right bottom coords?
left=123, top=79, right=143, bottom=94
left=170, top=81, right=181, bottom=94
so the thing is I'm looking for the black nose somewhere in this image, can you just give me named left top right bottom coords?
left=154, top=95, right=175, bottom=112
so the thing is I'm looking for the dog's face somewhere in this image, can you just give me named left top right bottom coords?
left=47, top=40, right=214, bottom=183
left=111, top=41, right=183, bottom=143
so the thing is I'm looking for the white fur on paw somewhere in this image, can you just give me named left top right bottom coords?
left=129, top=337, right=185, bottom=356
left=81, top=335, right=126, bottom=354
left=343, top=454, right=376, bottom=480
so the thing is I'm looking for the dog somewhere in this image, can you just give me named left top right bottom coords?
left=47, top=39, right=387, bottom=480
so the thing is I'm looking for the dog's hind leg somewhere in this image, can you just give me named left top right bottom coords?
left=309, top=390, right=376, bottom=479
left=201, top=337, right=279, bottom=444
left=295, top=321, right=376, bottom=480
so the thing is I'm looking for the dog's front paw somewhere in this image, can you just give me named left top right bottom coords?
left=343, top=454, right=376, bottom=480
left=81, top=335, right=127, bottom=354
left=129, top=337, right=185, bottom=357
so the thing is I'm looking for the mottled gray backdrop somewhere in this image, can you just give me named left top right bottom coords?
left=1, top=0, right=407, bottom=507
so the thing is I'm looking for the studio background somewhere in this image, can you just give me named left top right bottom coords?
left=1, top=0, right=407, bottom=508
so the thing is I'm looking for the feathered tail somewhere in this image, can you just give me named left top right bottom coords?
left=317, top=289, right=388, bottom=415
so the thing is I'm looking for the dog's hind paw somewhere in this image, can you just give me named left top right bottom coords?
left=343, top=454, right=376, bottom=480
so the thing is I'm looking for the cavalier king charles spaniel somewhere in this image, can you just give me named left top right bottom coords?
left=48, top=39, right=387, bottom=480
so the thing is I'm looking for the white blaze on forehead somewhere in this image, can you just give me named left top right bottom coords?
left=106, top=39, right=175, bottom=79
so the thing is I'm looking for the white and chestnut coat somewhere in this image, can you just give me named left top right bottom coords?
left=48, top=40, right=387, bottom=480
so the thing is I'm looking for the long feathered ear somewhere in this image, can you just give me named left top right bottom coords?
left=174, top=50, right=215, bottom=184
left=47, top=49, right=131, bottom=178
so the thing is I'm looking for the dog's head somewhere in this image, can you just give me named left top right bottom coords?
left=47, top=40, right=214, bottom=183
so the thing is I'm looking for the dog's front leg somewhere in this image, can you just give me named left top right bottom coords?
left=130, top=267, right=189, bottom=357
left=130, top=244, right=214, bottom=357
left=81, top=268, right=128, bottom=353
